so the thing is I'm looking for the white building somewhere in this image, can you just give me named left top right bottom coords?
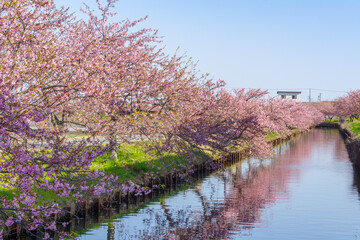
left=277, top=91, right=301, bottom=101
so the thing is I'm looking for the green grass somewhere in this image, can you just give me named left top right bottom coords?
left=348, top=122, right=360, bottom=138
left=91, top=143, right=208, bottom=184
left=324, top=118, right=339, bottom=123
left=0, top=143, right=208, bottom=205
left=264, top=130, right=299, bottom=142
left=0, top=179, right=75, bottom=206
left=265, top=132, right=279, bottom=141
left=0, top=187, right=14, bottom=200
left=0, top=130, right=291, bottom=206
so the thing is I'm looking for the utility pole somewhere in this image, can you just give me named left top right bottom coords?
left=309, top=88, right=311, bottom=102
left=318, top=93, right=322, bottom=102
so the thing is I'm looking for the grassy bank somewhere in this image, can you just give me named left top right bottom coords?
left=347, top=121, right=360, bottom=138
left=0, top=130, right=293, bottom=207
left=0, top=143, right=209, bottom=206
left=321, top=118, right=360, bottom=138
left=91, top=143, right=208, bottom=185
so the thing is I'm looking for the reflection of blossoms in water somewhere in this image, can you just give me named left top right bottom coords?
left=100, top=129, right=351, bottom=240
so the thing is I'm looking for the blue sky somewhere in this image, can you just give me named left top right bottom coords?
left=54, top=0, right=360, bottom=101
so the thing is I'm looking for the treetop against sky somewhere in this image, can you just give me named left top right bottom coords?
left=54, top=0, right=360, bottom=101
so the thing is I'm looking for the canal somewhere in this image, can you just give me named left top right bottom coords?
left=78, top=129, right=360, bottom=240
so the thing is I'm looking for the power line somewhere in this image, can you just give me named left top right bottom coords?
left=263, top=88, right=308, bottom=91
left=241, top=87, right=348, bottom=94
left=310, top=88, right=347, bottom=93
left=265, top=88, right=347, bottom=93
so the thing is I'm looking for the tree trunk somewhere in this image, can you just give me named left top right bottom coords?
left=109, top=116, right=118, bottom=161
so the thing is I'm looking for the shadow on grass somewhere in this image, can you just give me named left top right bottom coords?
left=91, top=143, right=209, bottom=185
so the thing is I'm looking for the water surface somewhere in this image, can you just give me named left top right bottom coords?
left=79, top=129, right=360, bottom=240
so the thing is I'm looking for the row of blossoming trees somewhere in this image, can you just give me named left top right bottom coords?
left=315, top=90, right=360, bottom=121
left=0, top=0, right=324, bottom=238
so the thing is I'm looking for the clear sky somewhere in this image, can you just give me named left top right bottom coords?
left=53, top=0, right=360, bottom=101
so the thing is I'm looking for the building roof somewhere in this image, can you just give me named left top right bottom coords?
left=277, top=91, right=302, bottom=94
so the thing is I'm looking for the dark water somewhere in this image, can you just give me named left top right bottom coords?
left=79, top=129, right=360, bottom=240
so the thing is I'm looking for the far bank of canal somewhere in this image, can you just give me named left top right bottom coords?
left=75, top=128, right=360, bottom=240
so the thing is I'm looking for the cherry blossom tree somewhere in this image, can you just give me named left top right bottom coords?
left=0, top=0, right=328, bottom=238
left=0, top=1, right=117, bottom=237
left=264, top=98, right=323, bottom=134
left=335, top=90, right=360, bottom=121
left=314, top=101, right=337, bottom=120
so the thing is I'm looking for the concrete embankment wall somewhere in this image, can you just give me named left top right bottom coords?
left=341, top=129, right=360, bottom=167
left=316, top=122, right=360, bottom=167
